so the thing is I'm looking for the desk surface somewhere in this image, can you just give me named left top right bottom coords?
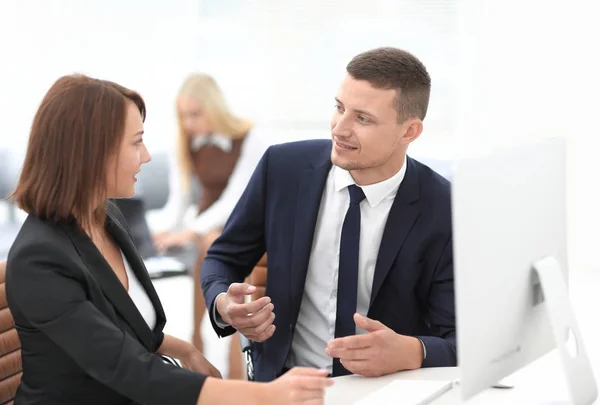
left=325, top=271, right=600, bottom=405
left=325, top=351, right=599, bottom=404
left=152, top=269, right=600, bottom=404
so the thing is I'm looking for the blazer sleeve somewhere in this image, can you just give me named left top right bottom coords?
left=8, top=244, right=206, bottom=405
left=201, top=146, right=270, bottom=337
left=416, top=237, right=457, bottom=367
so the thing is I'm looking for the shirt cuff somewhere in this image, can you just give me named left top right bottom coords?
left=417, top=337, right=427, bottom=360
left=212, top=292, right=230, bottom=329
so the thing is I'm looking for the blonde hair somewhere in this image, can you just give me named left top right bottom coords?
left=176, top=73, right=253, bottom=191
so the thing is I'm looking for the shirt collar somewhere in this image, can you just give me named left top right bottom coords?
left=333, top=157, right=407, bottom=207
left=190, top=133, right=232, bottom=152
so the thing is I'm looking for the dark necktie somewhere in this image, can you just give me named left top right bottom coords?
left=333, top=184, right=366, bottom=377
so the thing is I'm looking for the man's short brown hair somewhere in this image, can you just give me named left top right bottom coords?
left=346, top=47, right=431, bottom=123
left=11, top=74, right=146, bottom=230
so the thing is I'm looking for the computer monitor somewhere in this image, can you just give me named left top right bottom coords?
left=112, top=197, right=191, bottom=278
left=112, top=197, right=158, bottom=259
left=452, top=137, right=597, bottom=404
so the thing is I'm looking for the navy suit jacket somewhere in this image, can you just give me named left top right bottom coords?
left=201, top=139, right=456, bottom=382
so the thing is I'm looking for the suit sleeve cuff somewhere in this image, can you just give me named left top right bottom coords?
left=416, top=337, right=427, bottom=361
left=415, top=335, right=457, bottom=368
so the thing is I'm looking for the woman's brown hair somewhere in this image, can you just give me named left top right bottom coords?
left=11, top=74, right=146, bottom=231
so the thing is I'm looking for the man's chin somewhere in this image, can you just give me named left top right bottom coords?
left=331, top=154, right=361, bottom=171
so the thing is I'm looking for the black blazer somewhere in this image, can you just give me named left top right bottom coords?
left=202, top=139, right=456, bottom=382
left=6, top=201, right=205, bottom=405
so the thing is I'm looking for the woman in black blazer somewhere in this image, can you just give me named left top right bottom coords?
left=5, top=74, right=331, bottom=405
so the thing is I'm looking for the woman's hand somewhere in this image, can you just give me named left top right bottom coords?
left=265, top=367, right=333, bottom=405
left=181, top=350, right=222, bottom=379
left=195, top=367, right=332, bottom=405
left=153, top=229, right=197, bottom=252
left=159, top=334, right=221, bottom=378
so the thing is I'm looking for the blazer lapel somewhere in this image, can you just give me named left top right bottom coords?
left=370, top=157, right=421, bottom=307
left=289, top=152, right=332, bottom=317
left=62, top=218, right=157, bottom=351
left=106, top=212, right=167, bottom=335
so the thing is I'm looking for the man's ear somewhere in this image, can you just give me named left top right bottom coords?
left=400, top=118, right=424, bottom=145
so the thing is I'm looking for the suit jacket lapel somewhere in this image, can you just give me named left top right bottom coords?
left=289, top=150, right=332, bottom=317
left=106, top=212, right=167, bottom=334
left=370, top=157, right=421, bottom=307
left=62, top=217, right=157, bottom=351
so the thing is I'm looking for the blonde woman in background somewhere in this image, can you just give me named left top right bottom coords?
left=153, top=73, right=269, bottom=379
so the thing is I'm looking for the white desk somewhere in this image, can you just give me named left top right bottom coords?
left=326, top=270, right=600, bottom=405
left=326, top=351, right=599, bottom=404
left=152, top=266, right=600, bottom=403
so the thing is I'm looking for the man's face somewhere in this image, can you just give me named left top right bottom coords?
left=330, top=74, right=422, bottom=184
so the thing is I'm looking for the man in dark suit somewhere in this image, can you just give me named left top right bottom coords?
left=201, top=47, right=455, bottom=382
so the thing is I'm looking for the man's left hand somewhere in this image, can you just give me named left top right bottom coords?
left=325, top=313, right=424, bottom=377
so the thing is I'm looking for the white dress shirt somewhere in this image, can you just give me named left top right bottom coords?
left=159, top=127, right=269, bottom=235
left=121, top=251, right=156, bottom=330
left=284, top=160, right=407, bottom=372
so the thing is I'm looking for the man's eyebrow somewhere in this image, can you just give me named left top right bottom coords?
left=354, top=108, right=376, bottom=117
left=336, top=98, right=376, bottom=117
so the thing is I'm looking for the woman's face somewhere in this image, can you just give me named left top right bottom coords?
left=177, top=96, right=211, bottom=137
left=106, top=101, right=151, bottom=199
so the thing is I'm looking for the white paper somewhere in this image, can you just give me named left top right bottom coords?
left=354, top=379, right=454, bottom=405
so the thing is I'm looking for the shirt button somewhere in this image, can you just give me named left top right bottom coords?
left=288, top=324, right=293, bottom=331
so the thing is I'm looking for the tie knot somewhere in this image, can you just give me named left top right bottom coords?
left=347, top=184, right=366, bottom=206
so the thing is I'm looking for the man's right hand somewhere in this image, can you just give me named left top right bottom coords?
left=216, top=283, right=275, bottom=342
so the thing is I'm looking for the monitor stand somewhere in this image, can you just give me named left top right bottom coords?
left=533, top=256, right=598, bottom=405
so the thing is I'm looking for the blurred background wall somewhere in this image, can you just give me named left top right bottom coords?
left=0, top=0, right=599, bottom=271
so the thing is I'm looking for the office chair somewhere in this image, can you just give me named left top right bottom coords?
left=0, top=260, right=23, bottom=404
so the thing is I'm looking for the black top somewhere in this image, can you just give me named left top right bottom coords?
left=6, top=201, right=205, bottom=404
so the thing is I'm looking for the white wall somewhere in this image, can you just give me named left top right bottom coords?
left=2, top=0, right=599, bottom=271
left=455, top=0, right=600, bottom=271
left=192, top=0, right=458, bottom=153
left=0, top=0, right=200, bottom=153
left=1, top=0, right=457, bottom=150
